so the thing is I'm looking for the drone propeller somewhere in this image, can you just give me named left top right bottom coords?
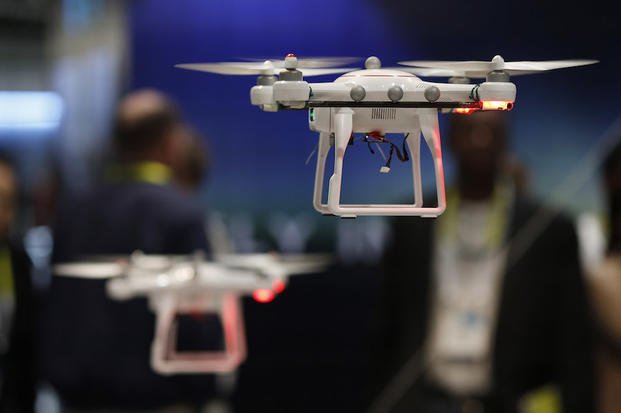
left=54, top=253, right=332, bottom=281
left=175, top=63, right=357, bottom=76
left=214, top=253, right=332, bottom=277
left=398, top=55, right=598, bottom=78
left=395, top=67, right=541, bottom=79
left=54, top=262, right=125, bottom=279
left=239, top=56, right=359, bottom=68
left=175, top=55, right=359, bottom=77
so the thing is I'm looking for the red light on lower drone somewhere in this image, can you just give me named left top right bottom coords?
left=253, top=289, right=275, bottom=303
left=272, top=280, right=286, bottom=294
left=481, top=100, right=513, bottom=111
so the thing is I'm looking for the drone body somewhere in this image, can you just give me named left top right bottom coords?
left=177, top=54, right=596, bottom=218
left=54, top=252, right=330, bottom=374
left=308, top=67, right=513, bottom=218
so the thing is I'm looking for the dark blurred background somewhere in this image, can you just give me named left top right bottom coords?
left=1, top=0, right=620, bottom=412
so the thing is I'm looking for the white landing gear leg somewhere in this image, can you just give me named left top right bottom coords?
left=315, top=108, right=446, bottom=217
left=312, top=131, right=332, bottom=214
left=419, top=110, right=446, bottom=217
left=150, top=294, right=247, bottom=374
left=327, top=108, right=355, bottom=217
left=405, top=126, right=423, bottom=207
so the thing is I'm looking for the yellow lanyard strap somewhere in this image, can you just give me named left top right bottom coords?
left=438, top=183, right=513, bottom=250
left=0, top=247, right=14, bottom=299
left=106, top=162, right=172, bottom=186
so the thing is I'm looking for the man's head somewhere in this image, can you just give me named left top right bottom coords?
left=446, top=111, right=509, bottom=181
left=113, top=89, right=185, bottom=166
left=0, top=154, right=17, bottom=240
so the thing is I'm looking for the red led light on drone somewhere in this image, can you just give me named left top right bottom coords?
left=481, top=100, right=513, bottom=111
left=253, top=288, right=275, bottom=303
left=453, top=100, right=513, bottom=115
left=272, top=280, right=286, bottom=294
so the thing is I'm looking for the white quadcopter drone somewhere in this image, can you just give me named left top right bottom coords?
left=54, top=251, right=330, bottom=374
left=176, top=54, right=596, bottom=218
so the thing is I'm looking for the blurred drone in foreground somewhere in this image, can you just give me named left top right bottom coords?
left=54, top=251, right=330, bottom=374
left=177, top=54, right=597, bottom=217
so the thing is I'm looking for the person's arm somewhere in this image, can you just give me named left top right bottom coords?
left=1, top=247, right=36, bottom=413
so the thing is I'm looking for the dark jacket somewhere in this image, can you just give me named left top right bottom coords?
left=41, top=181, right=214, bottom=410
left=374, top=196, right=595, bottom=413
left=0, top=243, right=36, bottom=413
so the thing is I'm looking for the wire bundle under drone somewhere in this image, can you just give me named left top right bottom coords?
left=305, top=131, right=411, bottom=174
left=356, top=131, right=410, bottom=173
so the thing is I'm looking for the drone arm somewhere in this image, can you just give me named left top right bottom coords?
left=427, top=82, right=479, bottom=102
left=250, top=85, right=277, bottom=111
left=307, top=82, right=351, bottom=102
left=430, top=81, right=516, bottom=104
left=272, top=80, right=311, bottom=109
left=475, top=81, right=517, bottom=104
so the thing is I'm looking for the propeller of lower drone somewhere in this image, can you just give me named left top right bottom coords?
left=398, top=55, right=598, bottom=78
left=213, top=253, right=332, bottom=277
left=54, top=262, right=126, bottom=279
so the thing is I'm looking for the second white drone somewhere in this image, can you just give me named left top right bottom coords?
left=54, top=251, right=330, bottom=375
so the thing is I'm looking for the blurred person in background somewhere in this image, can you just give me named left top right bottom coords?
left=0, top=153, right=36, bottom=412
left=52, top=88, right=210, bottom=259
left=41, top=89, right=217, bottom=412
left=372, top=111, right=595, bottom=413
left=587, top=139, right=621, bottom=413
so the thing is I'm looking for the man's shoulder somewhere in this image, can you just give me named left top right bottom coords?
left=54, top=182, right=209, bottom=256
left=67, top=183, right=206, bottom=237
left=93, top=182, right=203, bottom=214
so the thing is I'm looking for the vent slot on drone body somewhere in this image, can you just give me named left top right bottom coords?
left=371, top=108, right=396, bottom=120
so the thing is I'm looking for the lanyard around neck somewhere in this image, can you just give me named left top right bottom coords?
left=106, top=162, right=172, bottom=186
left=437, top=181, right=514, bottom=251
left=0, top=247, right=14, bottom=298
